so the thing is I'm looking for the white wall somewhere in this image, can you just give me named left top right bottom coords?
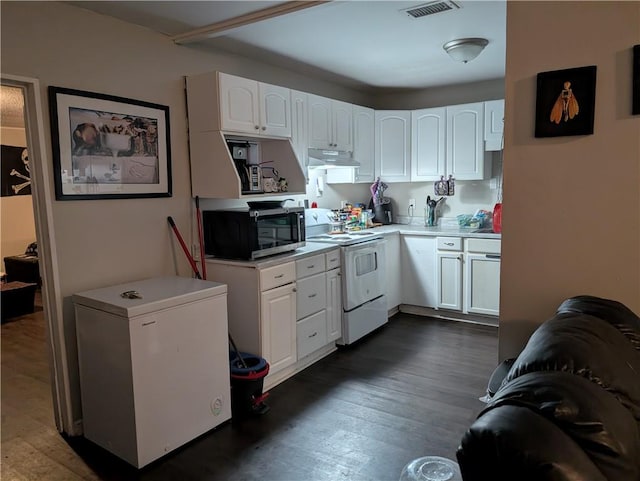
left=0, top=126, right=36, bottom=263
left=500, top=1, right=640, bottom=360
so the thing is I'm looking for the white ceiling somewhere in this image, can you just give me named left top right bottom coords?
left=71, top=1, right=506, bottom=92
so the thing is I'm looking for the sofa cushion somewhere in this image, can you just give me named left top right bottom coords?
left=485, top=371, right=640, bottom=481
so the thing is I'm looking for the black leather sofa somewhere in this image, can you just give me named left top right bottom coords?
left=457, top=295, right=640, bottom=481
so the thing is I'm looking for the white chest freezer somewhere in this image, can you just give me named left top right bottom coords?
left=73, top=276, right=231, bottom=468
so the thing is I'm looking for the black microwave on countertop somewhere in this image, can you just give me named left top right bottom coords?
left=203, top=207, right=305, bottom=260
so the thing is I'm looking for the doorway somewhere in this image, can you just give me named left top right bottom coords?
left=1, top=75, right=71, bottom=436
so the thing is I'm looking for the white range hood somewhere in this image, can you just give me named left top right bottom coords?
left=307, top=148, right=360, bottom=169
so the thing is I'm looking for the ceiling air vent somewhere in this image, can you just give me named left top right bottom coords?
left=402, top=1, right=461, bottom=19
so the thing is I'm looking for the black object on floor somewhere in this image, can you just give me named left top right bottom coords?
left=487, top=357, right=515, bottom=397
left=1, top=281, right=37, bottom=321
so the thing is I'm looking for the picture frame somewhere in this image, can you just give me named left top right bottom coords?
left=534, top=65, right=597, bottom=138
left=48, top=86, right=171, bottom=200
left=633, top=45, right=639, bottom=115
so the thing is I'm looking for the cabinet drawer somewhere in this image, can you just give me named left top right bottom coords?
left=466, top=238, right=501, bottom=255
left=437, top=237, right=462, bottom=251
left=297, top=310, right=328, bottom=359
left=296, top=272, right=327, bottom=320
left=296, top=254, right=325, bottom=279
left=260, top=262, right=296, bottom=291
left=325, top=249, right=341, bottom=270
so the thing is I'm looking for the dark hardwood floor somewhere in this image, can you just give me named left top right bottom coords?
left=2, top=297, right=498, bottom=481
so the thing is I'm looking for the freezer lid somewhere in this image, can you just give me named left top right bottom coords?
left=72, top=276, right=227, bottom=318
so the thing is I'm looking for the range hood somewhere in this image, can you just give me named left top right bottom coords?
left=307, top=148, right=360, bottom=169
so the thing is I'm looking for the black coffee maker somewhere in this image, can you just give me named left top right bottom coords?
left=227, top=141, right=261, bottom=193
left=368, top=197, right=393, bottom=225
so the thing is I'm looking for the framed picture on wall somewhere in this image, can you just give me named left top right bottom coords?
left=48, top=86, right=172, bottom=200
left=534, top=65, right=597, bottom=138
left=1, top=145, right=30, bottom=196
left=633, top=45, right=639, bottom=115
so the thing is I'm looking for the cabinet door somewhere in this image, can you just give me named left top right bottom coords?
left=326, top=268, right=342, bottom=342
left=400, top=235, right=437, bottom=308
left=259, top=82, right=291, bottom=137
left=375, top=111, right=411, bottom=182
left=218, top=73, right=259, bottom=134
left=465, top=253, right=500, bottom=316
left=308, top=94, right=332, bottom=149
left=352, top=105, right=375, bottom=183
left=437, top=252, right=463, bottom=311
left=411, top=107, right=446, bottom=181
left=446, top=102, right=486, bottom=180
left=291, top=90, right=308, bottom=179
left=484, top=99, right=504, bottom=151
left=332, top=100, right=353, bottom=151
left=261, top=283, right=297, bottom=374
left=384, top=232, right=401, bottom=311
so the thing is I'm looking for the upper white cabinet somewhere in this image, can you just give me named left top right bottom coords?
left=352, top=105, right=375, bottom=183
left=484, top=99, right=504, bottom=151
left=308, top=94, right=353, bottom=151
left=185, top=71, right=305, bottom=198
left=291, top=90, right=308, bottom=180
left=218, top=72, right=291, bottom=137
left=375, top=110, right=411, bottom=183
left=446, top=102, right=489, bottom=181
left=411, top=107, right=446, bottom=182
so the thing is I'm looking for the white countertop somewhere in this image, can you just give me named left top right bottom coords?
left=364, top=224, right=501, bottom=239
left=204, top=242, right=339, bottom=268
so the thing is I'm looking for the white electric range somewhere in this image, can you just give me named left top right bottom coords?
left=304, top=209, right=387, bottom=345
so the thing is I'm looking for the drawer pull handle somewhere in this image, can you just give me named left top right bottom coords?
left=308, top=293, right=317, bottom=298
left=292, top=288, right=297, bottom=292
left=486, top=254, right=501, bottom=259
left=142, top=320, right=156, bottom=327
left=308, top=264, right=315, bottom=269
left=309, top=332, right=317, bottom=338
left=445, top=242, right=454, bottom=246
left=274, top=274, right=284, bottom=279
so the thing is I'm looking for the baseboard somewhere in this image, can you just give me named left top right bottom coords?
left=398, top=304, right=499, bottom=328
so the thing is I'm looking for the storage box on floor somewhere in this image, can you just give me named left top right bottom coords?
left=73, top=276, right=231, bottom=468
left=1, top=281, right=37, bottom=321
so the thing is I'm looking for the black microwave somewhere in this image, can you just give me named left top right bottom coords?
left=203, top=207, right=305, bottom=260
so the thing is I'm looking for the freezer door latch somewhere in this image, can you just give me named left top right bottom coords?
left=120, top=290, right=142, bottom=299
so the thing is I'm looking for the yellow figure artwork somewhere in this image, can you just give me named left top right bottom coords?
left=550, top=81, right=579, bottom=124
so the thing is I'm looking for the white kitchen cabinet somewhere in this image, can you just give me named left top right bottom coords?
left=291, top=90, right=308, bottom=180
left=308, top=94, right=353, bottom=151
left=446, top=102, right=489, bottom=180
left=325, top=104, right=375, bottom=184
left=326, top=266, right=342, bottom=342
left=411, top=107, right=446, bottom=182
left=484, top=99, right=504, bottom=151
left=384, top=231, right=401, bottom=311
left=261, top=282, right=297, bottom=374
left=185, top=71, right=305, bottom=198
left=375, top=110, right=411, bottom=183
left=73, top=276, right=230, bottom=468
left=218, top=72, right=291, bottom=137
left=464, top=238, right=501, bottom=316
left=352, top=105, right=375, bottom=182
left=436, top=237, right=464, bottom=311
left=401, top=235, right=437, bottom=308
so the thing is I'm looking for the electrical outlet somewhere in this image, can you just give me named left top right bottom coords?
left=409, top=198, right=416, bottom=208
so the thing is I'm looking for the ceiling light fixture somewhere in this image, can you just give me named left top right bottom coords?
left=443, top=37, right=489, bottom=63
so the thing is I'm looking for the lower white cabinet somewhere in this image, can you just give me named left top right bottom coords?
left=436, top=237, right=463, bottom=311
left=435, top=237, right=501, bottom=316
left=261, top=282, right=297, bottom=374
left=401, top=235, right=437, bottom=308
left=464, top=238, right=501, bottom=316
left=297, top=310, right=327, bottom=359
left=326, top=266, right=342, bottom=342
left=384, top=232, right=401, bottom=311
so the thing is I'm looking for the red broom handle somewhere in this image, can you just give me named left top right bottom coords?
left=195, top=196, right=207, bottom=280
left=167, top=216, right=201, bottom=279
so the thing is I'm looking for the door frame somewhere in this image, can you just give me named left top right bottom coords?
left=1, top=74, right=74, bottom=434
